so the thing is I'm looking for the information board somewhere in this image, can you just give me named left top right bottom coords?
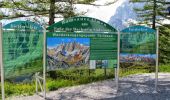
left=2, top=21, right=43, bottom=79
left=46, top=32, right=117, bottom=70
left=120, top=26, right=156, bottom=65
left=46, top=17, right=118, bottom=70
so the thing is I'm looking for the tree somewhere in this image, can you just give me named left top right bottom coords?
left=130, top=0, right=170, bottom=29
left=159, top=25, right=170, bottom=64
left=0, top=0, right=118, bottom=25
left=0, top=0, right=78, bottom=25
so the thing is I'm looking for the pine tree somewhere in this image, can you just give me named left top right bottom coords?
left=130, top=0, right=170, bottom=29
left=1, top=0, right=117, bottom=25
left=0, top=0, right=76, bottom=25
left=159, top=25, right=170, bottom=64
left=0, top=0, right=96, bottom=25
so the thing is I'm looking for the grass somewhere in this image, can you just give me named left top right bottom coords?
left=119, top=68, right=149, bottom=77
left=159, top=64, right=170, bottom=72
left=2, top=82, right=35, bottom=97
left=46, top=79, right=74, bottom=91
left=1, top=64, right=170, bottom=98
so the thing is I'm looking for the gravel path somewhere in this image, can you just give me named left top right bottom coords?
left=7, top=73, right=170, bottom=100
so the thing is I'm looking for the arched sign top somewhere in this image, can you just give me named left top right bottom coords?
left=3, top=21, right=43, bottom=31
left=121, top=25, right=156, bottom=33
left=47, top=16, right=117, bottom=32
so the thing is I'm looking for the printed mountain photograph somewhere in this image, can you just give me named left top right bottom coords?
left=47, top=38, right=90, bottom=70
left=120, top=32, right=156, bottom=66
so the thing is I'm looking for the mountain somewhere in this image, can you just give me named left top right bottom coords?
left=47, top=42, right=89, bottom=70
left=75, top=0, right=138, bottom=30
left=1, top=0, right=138, bottom=30
left=108, top=0, right=138, bottom=30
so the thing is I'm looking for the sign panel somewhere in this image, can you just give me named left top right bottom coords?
left=120, top=26, right=156, bottom=65
left=2, top=21, right=43, bottom=79
left=90, top=38, right=117, bottom=60
left=90, top=60, right=96, bottom=69
left=46, top=17, right=118, bottom=70
left=46, top=32, right=117, bottom=70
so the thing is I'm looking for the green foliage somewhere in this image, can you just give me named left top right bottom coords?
left=46, top=69, right=113, bottom=91
left=119, top=68, right=149, bottom=77
left=46, top=79, right=74, bottom=91
left=0, top=0, right=96, bottom=24
left=159, top=25, right=170, bottom=64
left=3, top=82, right=35, bottom=97
left=130, top=0, right=169, bottom=29
left=159, top=64, right=170, bottom=72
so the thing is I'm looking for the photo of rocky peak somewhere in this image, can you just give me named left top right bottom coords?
left=47, top=38, right=90, bottom=71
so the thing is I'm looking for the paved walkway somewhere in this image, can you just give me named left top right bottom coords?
left=8, top=73, right=170, bottom=100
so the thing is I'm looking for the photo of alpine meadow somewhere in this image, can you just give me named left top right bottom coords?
left=120, top=32, right=156, bottom=66
left=47, top=38, right=90, bottom=70
left=3, top=30, right=43, bottom=79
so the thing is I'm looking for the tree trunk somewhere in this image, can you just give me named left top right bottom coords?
left=49, top=0, right=55, bottom=25
left=152, top=0, right=156, bottom=29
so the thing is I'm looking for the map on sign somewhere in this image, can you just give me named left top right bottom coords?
left=2, top=21, right=43, bottom=79
left=120, top=26, right=156, bottom=65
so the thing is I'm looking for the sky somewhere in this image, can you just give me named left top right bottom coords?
left=0, top=0, right=126, bottom=27
left=75, top=0, right=127, bottom=23
left=47, top=38, right=90, bottom=49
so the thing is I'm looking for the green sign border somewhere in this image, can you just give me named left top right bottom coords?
left=47, top=16, right=117, bottom=32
